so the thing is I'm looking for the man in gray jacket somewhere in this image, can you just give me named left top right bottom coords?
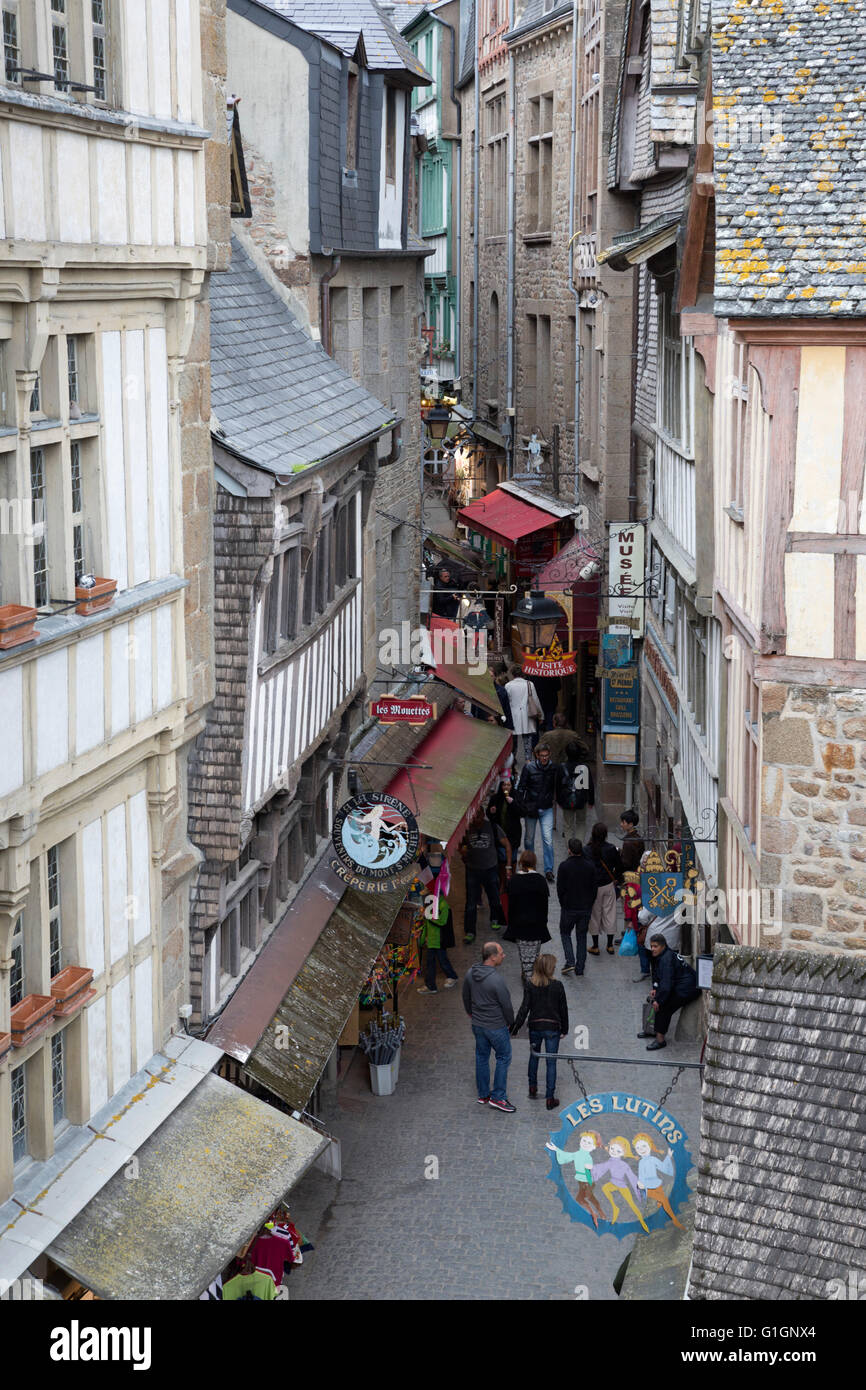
left=462, top=942, right=516, bottom=1112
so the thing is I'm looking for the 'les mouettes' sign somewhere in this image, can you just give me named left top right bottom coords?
left=368, top=696, right=436, bottom=727
left=608, top=522, right=645, bottom=638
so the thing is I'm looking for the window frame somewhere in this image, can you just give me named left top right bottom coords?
left=526, top=92, right=554, bottom=237
left=385, top=85, right=398, bottom=185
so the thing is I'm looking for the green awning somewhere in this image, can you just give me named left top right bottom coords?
left=46, top=1074, right=326, bottom=1301
left=245, top=885, right=407, bottom=1110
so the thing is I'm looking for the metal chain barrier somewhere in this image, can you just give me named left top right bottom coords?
left=657, top=1064, right=686, bottom=1111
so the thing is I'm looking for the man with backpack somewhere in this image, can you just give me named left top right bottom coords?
left=637, top=936, right=701, bottom=1049
left=556, top=740, right=595, bottom=845
left=514, top=743, right=559, bottom=881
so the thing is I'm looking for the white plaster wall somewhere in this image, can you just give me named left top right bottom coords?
left=226, top=12, right=311, bottom=257
left=76, top=633, right=105, bottom=755
left=133, top=957, right=154, bottom=1072
left=110, top=624, right=131, bottom=737
left=149, top=323, right=172, bottom=577
left=855, top=556, right=866, bottom=661
left=125, top=330, right=150, bottom=586
left=175, top=0, right=194, bottom=124
left=82, top=817, right=105, bottom=978
left=106, top=803, right=129, bottom=965
left=87, top=994, right=108, bottom=1116
left=791, top=346, right=845, bottom=534
left=149, top=0, right=173, bottom=120
left=8, top=123, right=45, bottom=241
left=133, top=612, right=153, bottom=724
left=784, top=553, right=834, bottom=659
left=100, top=331, right=129, bottom=590
left=35, top=649, right=69, bottom=777
left=0, top=665, right=23, bottom=797
left=379, top=91, right=406, bottom=248
left=96, top=140, right=127, bottom=244
left=154, top=148, right=175, bottom=246
left=128, top=790, right=152, bottom=945
left=155, top=604, right=174, bottom=708
left=56, top=132, right=91, bottom=242
left=130, top=145, right=153, bottom=245
left=110, top=974, right=131, bottom=1093
left=177, top=150, right=196, bottom=246
left=122, top=0, right=150, bottom=116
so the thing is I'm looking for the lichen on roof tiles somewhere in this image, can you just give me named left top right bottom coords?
left=712, top=0, right=866, bottom=316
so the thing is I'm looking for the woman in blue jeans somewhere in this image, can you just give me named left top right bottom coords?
left=510, top=953, right=568, bottom=1110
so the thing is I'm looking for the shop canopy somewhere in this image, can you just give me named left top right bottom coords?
left=457, top=488, right=558, bottom=548
left=536, top=531, right=602, bottom=641
left=244, top=883, right=407, bottom=1111
left=385, top=707, right=511, bottom=855
left=427, top=615, right=501, bottom=715
left=46, top=1072, right=326, bottom=1301
left=424, top=532, right=486, bottom=572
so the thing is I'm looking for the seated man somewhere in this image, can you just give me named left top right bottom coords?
left=637, top=935, right=701, bottom=1050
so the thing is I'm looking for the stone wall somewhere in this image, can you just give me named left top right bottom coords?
left=761, top=682, right=866, bottom=955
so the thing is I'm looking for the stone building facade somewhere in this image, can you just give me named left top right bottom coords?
left=0, top=0, right=226, bottom=1218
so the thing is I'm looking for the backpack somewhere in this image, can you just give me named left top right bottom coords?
left=559, top=763, right=589, bottom=811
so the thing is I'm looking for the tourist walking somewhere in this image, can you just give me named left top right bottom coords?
left=619, top=814, right=645, bottom=953
left=417, top=895, right=459, bottom=995
left=488, top=779, right=522, bottom=885
left=502, top=850, right=551, bottom=980
left=637, top=936, right=701, bottom=1050
left=511, top=953, right=568, bottom=1109
left=504, top=664, right=542, bottom=763
left=462, top=941, right=516, bottom=1112
left=556, top=837, right=598, bottom=976
left=490, top=660, right=514, bottom=730
left=585, top=822, right=622, bottom=956
left=459, top=809, right=506, bottom=943
left=557, top=740, right=595, bottom=845
left=514, top=742, right=558, bottom=880
left=541, top=712, right=583, bottom=764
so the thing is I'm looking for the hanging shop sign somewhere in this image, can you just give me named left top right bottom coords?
left=331, top=794, right=420, bottom=894
left=639, top=847, right=699, bottom=912
left=608, top=522, right=645, bottom=638
left=601, top=632, right=632, bottom=669
left=601, top=666, right=640, bottom=765
left=368, top=696, right=437, bottom=726
left=545, top=1091, right=693, bottom=1238
left=521, top=633, right=577, bottom=678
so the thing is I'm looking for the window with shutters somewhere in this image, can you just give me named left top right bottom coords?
left=421, top=154, right=445, bottom=235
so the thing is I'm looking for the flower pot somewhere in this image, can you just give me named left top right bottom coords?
left=10, top=994, right=56, bottom=1047
left=75, top=577, right=117, bottom=617
left=0, top=1032, right=11, bottom=1067
left=0, top=604, right=39, bottom=650
left=50, top=965, right=95, bottom=1018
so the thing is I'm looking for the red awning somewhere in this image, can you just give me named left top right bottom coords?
left=427, top=615, right=501, bottom=715
left=385, top=708, right=511, bottom=857
left=457, top=488, right=557, bottom=548
left=536, top=531, right=602, bottom=642
left=536, top=532, right=601, bottom=586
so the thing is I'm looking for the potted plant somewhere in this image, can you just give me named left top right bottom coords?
left=0, top=1031, right=11, bottom=1067
left=10, top=993, right=56, bottom=1047
left=74, top=575, right=117, bottom=617
left=50, top=965, right=96, bottom=1018
left=0, top=604, right=39, bottom=650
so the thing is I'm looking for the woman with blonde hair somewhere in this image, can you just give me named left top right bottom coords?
left=591, top=1136, right=648, bottom=1232
left=511, top=951, right=567, bottom=1109
left=633, top=1132, right=683, bottom=1229
left=545, top=1129, right=607, bottom=1228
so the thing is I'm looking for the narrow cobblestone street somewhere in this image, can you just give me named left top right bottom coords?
left=287, top=829, right=701, bottom=1301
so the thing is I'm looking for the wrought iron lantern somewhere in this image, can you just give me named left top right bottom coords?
left=511, top=590, right=565, bottom=651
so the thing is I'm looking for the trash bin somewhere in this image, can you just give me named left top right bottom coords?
left=369, top=1050, right=400, bottom=1096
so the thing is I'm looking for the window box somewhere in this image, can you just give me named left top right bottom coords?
left=50, top=965, right=96, bottom=1018
left=75, top=576, right=117, bottom=617
left=10, top=994, right=56, bottom=1048
left=0, top=1032, right=11, bottom=1068
left=0, top=604, right=39, bottom=650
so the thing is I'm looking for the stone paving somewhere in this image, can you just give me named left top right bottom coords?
left=286, top=823, right=702, bottom=1301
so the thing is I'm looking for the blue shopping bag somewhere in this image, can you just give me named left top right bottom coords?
left=618, top=927, right=638, bottom=957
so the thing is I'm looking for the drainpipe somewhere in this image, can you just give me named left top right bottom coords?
left=472, top=0, right=480, bottom=417
left=505, top=1, right=516, bottom=480
left=320, top=254, right=342, bottom=355
left=442, top=14, right=463, bottom=377
left=566, top=0, right=581, bottom=498
left=628, top=264, right=640, bottom=522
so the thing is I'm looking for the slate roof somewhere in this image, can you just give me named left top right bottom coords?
left=509, top=0, right=573, bottom=43
left=690, top=945, right=866, bottom=1301
left=261, top=0, right=431, bottom=79
left=210, top=238, right=394, bottom=476
left=457, top=0, right=474, bottom=86
left=713, top=0, right=866, bottom=317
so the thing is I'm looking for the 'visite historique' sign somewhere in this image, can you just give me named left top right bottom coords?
left=331, top=794, right=420, bottom=894
left=545, top=1091, right=693, bottom=1238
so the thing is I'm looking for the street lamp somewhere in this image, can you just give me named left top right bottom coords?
left=423, top=404, right=451, bottom=441
left=511, top=590, right=565, bottom=651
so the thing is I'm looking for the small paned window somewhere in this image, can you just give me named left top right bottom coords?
left=51, top=1031, right=65, bottom=1126
left=11, top=1066, right=27, bottom=1161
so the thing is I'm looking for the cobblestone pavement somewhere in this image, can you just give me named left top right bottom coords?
left=286, top=825, right=702, bottom=1301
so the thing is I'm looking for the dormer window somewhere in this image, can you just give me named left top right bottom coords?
left=346, top=62, right=359, bottom=172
